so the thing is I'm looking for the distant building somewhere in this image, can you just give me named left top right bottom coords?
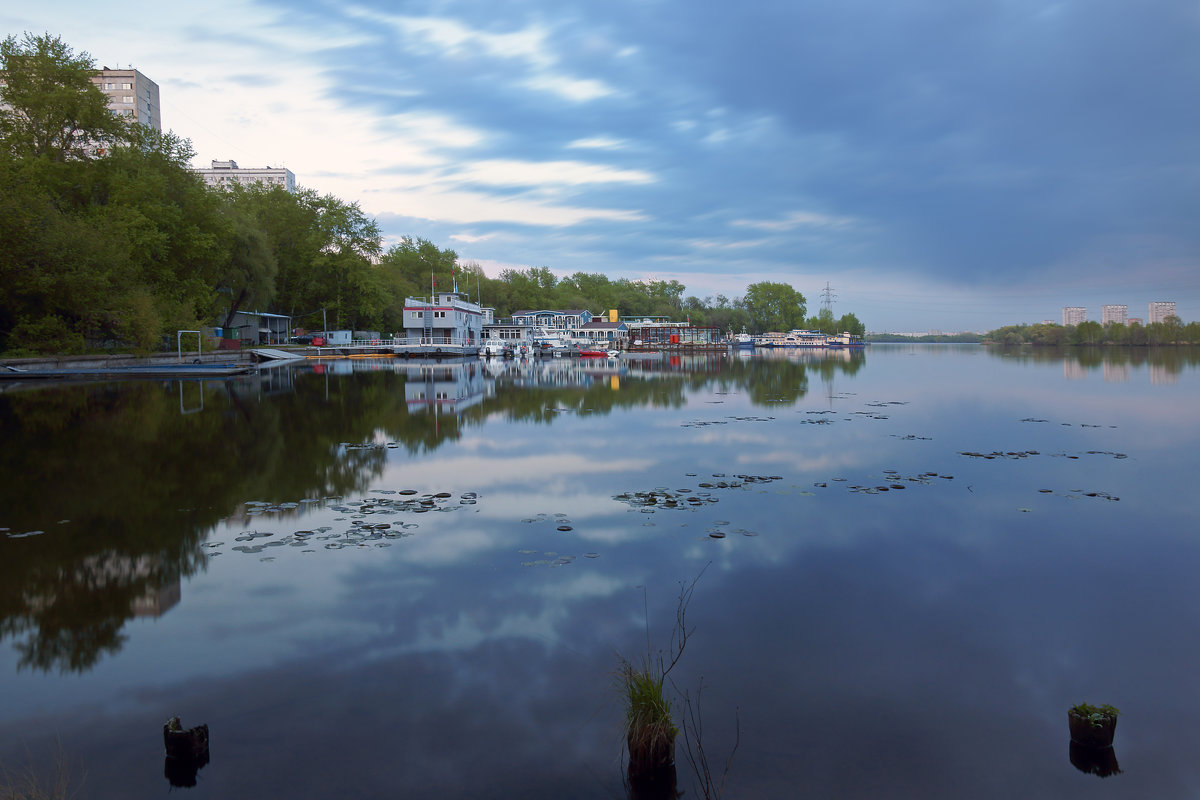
left=1062, top=307, right=1087, bottom=326
left=90, top=67, right=160, bottom=131
left=1148, top=301, right=1177, bottom=324
left=194, top=159, right=296, bottom=192
left=1101, top=305, right=1128, bottom=325
left=1128, top=317, right=1144, bottom=326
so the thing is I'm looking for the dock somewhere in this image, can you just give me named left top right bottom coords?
left=1, top=362, right=255, bottom=380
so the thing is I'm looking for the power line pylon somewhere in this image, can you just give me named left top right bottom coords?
left=821, top=282, right=837, bottom=314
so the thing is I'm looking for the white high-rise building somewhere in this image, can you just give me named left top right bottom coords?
left=1148, top=301, right=1177, bottom=324
left=1062, top=306, right=1087, bottom=326
left=194, top=159, right=297, bottom=192
left=1101, top=305, right=1128, bottom=325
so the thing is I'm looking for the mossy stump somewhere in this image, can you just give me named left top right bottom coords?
left=1068, top=709, right=1117, bottom=749
left=163, top=717, right=209, bottom=761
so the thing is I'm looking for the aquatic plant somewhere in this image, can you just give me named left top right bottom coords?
left=617, top=563, right=737, bottom=799
left=618, top=657, right=679, bottom=777
left=1068, top=703, right=1120, bottom=750
left=1070, top=702, right=1120, bottom=728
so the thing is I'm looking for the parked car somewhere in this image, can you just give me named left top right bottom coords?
left=291, top=334, right=314, bottom=345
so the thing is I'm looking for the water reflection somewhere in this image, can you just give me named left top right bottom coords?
left=0, top=353, right=867, bottom=675
left=1069, top=741, right=1122, bottom=778
left=986, top=344, right=1200, bottom=380
left=3, top=346, right=1198, bottom=797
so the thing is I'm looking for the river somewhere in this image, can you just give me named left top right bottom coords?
left=1, top=344, right=1198, bottom=798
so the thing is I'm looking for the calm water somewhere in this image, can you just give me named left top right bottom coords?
left=1, top=344, right=1198, bottom=798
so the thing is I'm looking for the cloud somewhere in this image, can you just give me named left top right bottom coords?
left=521, top=74, right=616, bottom=102
left=565, top=136, right=629, bottom=151
left=450, top=159, right=655, bottom=189
left=732, top=211, right=858, bottom=232
left=14, top=0, right=1198, bottom=329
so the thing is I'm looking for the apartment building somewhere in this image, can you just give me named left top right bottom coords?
left=1062, top=307, right=1087, bottom=326
left=90, top=67, right=160, bottom=131
left=1101, top=305, right=1128, bottom=325
left=1148, top=301, right=1177, bottom=324
left=194, top=159, right=297, bottom=192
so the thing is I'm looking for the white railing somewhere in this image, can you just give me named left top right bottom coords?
left=393, top=335, right=478, bottom=347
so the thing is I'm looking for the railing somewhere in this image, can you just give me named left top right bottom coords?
left=393, top=335, right=478, bottom=347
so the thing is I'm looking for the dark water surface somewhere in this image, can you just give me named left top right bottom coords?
left=2, top=345, right=1198, bottom=798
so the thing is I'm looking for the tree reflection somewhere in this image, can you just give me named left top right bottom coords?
left=0, top=376, right=398, bottom=673
left=0, top=351, right=870, bottom=672
left=984, top=344, right=1200, bottom=375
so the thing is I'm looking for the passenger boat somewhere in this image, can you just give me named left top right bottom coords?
left=826, top=332, right=867, bottom=348
left=753, top=329, right=828, bottom=348
left=395, top=289, right=483, bottom=358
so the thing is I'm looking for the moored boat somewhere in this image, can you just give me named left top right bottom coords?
left=826, top=332, right=866, bottom=348
left=395, top=289, right=484, bottom=358
left=481, top=337, right=514, bottom=358
left=753, top=329, right=828, bottom=348
left=732, top=327, right=755, bottom=350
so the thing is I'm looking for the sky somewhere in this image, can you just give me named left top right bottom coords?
left=5, top=0, right=1198, bottom=332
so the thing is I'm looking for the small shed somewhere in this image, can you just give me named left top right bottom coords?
left=224, top=311, right=292, bottom=346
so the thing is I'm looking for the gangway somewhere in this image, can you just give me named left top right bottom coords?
left=250, top=348, right=305, bottom=362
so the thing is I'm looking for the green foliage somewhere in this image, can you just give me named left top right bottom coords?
left=983, top=318, right=1195, bottom=347
left=1071, top=320, right=1104, bottom=345
left=0, top=32, right=128, bottom=161
left=5, top=315, right=86, bottom=356
left=618, top=659, right=679, bottom=756
left=868, top=332, right=984, bottom=343
left=1070, top=703, right=1120, bottom=727
left=743, top=281, right=807, bottom=332
left=837, top=312, right=865, bottom=337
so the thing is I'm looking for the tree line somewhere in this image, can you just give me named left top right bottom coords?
left=984, top=319, right=1199, bottom=346
left=0, top=32, right=864, bottom=356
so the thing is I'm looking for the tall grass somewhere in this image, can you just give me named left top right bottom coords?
left=618, top=657, right=679, bottom=771
left=615, top=563, right=738, bottom=799
left=0, top=743, right=80, bottom=800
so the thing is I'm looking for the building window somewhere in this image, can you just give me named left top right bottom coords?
left=121, top=83, right=132, bottom=90
left=122, top=96, right=134, bottom=103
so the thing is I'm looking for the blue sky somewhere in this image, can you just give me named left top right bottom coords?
left=6, top=0, right=1198, bottom=331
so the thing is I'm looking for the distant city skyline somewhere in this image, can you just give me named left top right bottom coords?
left=8, top=1, right=1197, bottom=332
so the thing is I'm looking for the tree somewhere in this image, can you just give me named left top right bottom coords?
left=1161, top=315, right=1184, bottom=344
left=1127, top=320, right=1148, bottom=346
left=1028, top=323, right=1066, bottom=346
left=0, top=32, right=127, bottom=161
left=806, top=307, right=836, bottom=334
left=742, top=282, right=806, bottom=333
left=836, top=312, right=865, bottom=337
left=1071, top=320, right=1103, bottom=345
left=1103, top=321, right=1128, bottom=346
left=217, top=210, right=277, bottom=330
